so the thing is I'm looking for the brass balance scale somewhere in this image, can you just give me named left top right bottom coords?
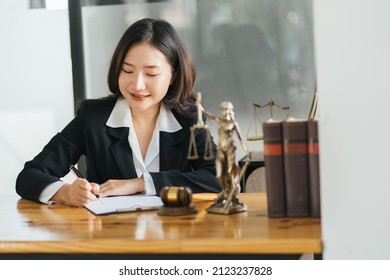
left=245, top=98, right=291, bottom=142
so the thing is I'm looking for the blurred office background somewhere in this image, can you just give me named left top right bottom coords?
left=0, top=0, right=315, bottom=196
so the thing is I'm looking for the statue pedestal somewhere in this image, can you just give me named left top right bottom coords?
left=206, top=198, right=247, bottom=215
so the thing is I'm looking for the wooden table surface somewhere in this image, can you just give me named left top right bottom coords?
left=0, top=193, right=321, bottom=254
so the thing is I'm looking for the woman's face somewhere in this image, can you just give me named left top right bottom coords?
left=118, top=43, right=174, bottom=114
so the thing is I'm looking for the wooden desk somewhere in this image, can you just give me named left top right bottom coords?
left=0, top=193, right=321, bottom=255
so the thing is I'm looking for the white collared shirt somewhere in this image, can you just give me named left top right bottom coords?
left=39, top=98, right=182, bottom=203
left=106, top=98, right=182, bottom=195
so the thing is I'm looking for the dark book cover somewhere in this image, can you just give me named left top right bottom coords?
left=282, top=118, right=310, bottom=217
left=263, top=119, right=286, bottom=217
left=307, top=119, right=321, bottom=218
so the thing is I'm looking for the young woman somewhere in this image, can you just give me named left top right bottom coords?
left=16, top=18, right=221, bottom=207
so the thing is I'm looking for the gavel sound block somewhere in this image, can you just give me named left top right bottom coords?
left=158, top=186, right=198, bottom=216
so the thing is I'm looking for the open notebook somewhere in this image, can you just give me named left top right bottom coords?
left=84, top=194, right=164, bottom=216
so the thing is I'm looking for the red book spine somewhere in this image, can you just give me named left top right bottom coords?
left=282, top=120, right=310, bottom=217
left=308, top=119, right=321, bottom=218
left=263, top=120, right=286, bottom=217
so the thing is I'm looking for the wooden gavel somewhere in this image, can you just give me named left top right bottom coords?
left=159, top=186, right=193, bottom=208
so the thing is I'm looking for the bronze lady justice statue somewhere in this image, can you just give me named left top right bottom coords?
left=189, top=93, right=250, bottom=214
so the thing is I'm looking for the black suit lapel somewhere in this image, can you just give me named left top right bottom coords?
left=160, top=130, right=186, bottom=171
left=106, top=126, right=138, bottom=179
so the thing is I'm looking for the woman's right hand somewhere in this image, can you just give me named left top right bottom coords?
left=51, top=178, right=100, bottom=207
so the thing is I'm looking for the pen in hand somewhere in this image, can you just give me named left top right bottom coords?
left=69, top=164, right=103, bottom=203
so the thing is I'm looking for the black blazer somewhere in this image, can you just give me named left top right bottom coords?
left=16, top=97, right=221, bottom=202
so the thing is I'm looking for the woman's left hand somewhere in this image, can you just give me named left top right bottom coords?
left=99, top=178, right=144, bottom=197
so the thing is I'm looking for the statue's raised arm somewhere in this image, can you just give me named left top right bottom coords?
left=195, top=92, right=205, bottom=126
left=195, top=92, right=219, bottom=124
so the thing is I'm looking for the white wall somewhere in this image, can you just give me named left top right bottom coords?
left=0, top=0, right=29, bottom=10
left=314, top=0, right=390, bottom=259
left=0, top=9, right=74, bottom=195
